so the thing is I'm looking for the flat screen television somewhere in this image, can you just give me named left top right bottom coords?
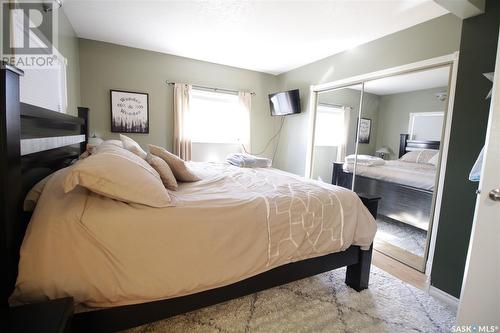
left=269, top=89, right=301, bottom=116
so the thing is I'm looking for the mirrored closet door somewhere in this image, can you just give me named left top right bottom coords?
left=310, top=65, right=452, bottom=272
left=311, top=84, right=363, bottom=187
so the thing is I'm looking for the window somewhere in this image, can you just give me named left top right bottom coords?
left=189, top=89, right=249, bottom=144
left=11, top=8, right=68, bottom=113
left=408, top=112, right=444, bottom=141
left=314, top=104, right=345, bottom=146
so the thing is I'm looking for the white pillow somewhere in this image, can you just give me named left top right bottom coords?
left=417, top=149, right=438, bottom=164
left=400, top=149, right=438, bottom=164
left=120, top=134, right=147, bottom=159
left=428, top=153, right=439, bottom=166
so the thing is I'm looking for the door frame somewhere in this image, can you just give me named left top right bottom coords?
left=305, top=52, right=460, bottom=280
left=457, top=29, right=500, bottom=324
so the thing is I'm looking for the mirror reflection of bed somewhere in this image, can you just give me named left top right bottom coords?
left=312, top=66, right=451, bottom=272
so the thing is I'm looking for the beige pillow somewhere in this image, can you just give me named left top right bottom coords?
left=91, top=139, right=123, bottom=154
left=120, top=134, right=147, bottom=159
left=101, top=139, right=123, bottom=148
left=146, top=153, right=178, bottom=191
left=64, top=147, right=171, bottom=207
left=23, top=174, right=52, bottom=212
left=148, top=144, right=200, bottom=182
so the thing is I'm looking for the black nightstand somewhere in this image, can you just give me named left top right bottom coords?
left=7, top=297, right=74, bottom=333
left=357, top=193, right=381, bottom=219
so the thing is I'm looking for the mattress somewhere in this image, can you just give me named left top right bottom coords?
left=11, top=162, right=376, bottom=307
left=343, top=160, right=436, bottom=191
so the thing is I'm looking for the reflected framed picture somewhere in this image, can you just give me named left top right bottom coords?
left=358, top=118, right=371, bottom=144
left=110, top=90, right=149, bottom=133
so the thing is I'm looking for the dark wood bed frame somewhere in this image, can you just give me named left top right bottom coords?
left=332, top=134, right=440, bottom=231
left=1, top=65, right=378, bottom=332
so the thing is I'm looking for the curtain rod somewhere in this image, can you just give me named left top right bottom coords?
left=318, top=102, right=353, bottom=110
left=165, top=81, right=256, bottom=96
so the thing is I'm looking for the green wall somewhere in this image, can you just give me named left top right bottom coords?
left=57, top=9, right=81, bottom=115
left=274, top=14, right=463, bottom=176
left=431, top=0, right=500, bottom=298
left=78, top=39, right=279, bottom=155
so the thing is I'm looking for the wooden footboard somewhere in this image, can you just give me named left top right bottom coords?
left=73, top=245, right=374, bottom=333
left=332, top=162, right=432, bottom=230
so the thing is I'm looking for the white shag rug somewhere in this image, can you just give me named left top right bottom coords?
left=376, top=216, right=427, bottom=257
left=123, top=266, right=456, bottom=333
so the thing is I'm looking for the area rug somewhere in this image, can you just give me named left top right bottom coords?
left=123, top=266, right=455, bottom=333
left=376, top=216, right=427, bottom=257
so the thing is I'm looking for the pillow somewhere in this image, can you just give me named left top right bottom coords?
left=400, top=149, right=438, bottom=164
left=64, top=146, right=172, bottom=207
left=417, top=149, right=438, bottom=164
left=91, top=139, right=123, bottom=154
left=146, top=153, right=178, bottom=191
left=101, top=139, right=123, bottom=148
left=23, top=175, right=52, bottom=212
left=120, top=134, right=147, bottom=159
left=79, top=151, right=91, bottom=160
left=428, top=153, right=439, bottom=166
left=399, top=150, right=420, bottom=163
left=148, top=144, right=200, bottom=182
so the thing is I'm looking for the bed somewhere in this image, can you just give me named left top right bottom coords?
left=332, top=134, right=440, bottom=231
left=1, top=64, right=377, bottom=332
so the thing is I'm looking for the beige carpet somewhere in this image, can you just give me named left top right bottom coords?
left=123, top=266, right=455, bottom=333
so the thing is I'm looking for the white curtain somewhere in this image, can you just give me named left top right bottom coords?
left=337, top=106, right=351, bottom=162
left=173, top=83, right=192, bottom=160
left=238, top=91, right=252, bottom=153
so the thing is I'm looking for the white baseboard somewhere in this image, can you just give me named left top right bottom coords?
left=429, top=285, right=459, bottom=310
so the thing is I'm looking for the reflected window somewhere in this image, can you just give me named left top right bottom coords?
left=314, top=104, right=345, bottom=147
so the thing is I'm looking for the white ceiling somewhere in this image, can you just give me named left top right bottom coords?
left=62, top=0, right=449, bottom=75
left=363, top=66, right=450, bottom=95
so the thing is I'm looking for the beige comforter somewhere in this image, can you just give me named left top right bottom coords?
left=11, top=162, right=376, bottom=307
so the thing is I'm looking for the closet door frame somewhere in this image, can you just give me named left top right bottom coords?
left=305, top=52, right=460, bottom=278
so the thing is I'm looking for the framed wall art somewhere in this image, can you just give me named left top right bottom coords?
left=110, top=90, right=149, bottom=133
left=358, top=118, right=371, bottom=144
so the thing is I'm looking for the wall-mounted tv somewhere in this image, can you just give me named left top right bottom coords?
left=269, top=89, right=301, bottom=116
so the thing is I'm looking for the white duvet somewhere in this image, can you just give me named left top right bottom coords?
left=343, top=160, right=436, bottom=191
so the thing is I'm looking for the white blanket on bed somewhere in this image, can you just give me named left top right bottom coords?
left=343, top=160, right=436, bottom=191
left=226, top=153, right=272, bottom=168
left=345, top=154, right=385, bottom=166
